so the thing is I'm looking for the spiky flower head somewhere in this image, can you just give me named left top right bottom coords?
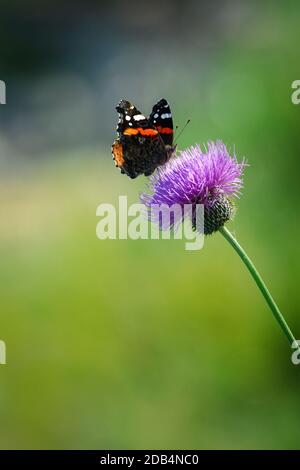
left=140, top=141, right=246, bottom=234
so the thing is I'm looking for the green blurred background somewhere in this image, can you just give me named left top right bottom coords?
left=0, top=0, right=300, bottom=449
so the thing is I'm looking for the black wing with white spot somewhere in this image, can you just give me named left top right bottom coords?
left=116, top=99, right=149, bottom=135
left=149, top=98, right=174, bottom=146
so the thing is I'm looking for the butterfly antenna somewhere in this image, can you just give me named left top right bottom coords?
left=174, top=119, right=191, bottom=145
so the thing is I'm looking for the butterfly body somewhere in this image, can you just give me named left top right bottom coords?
left=112, top=99, right=175, bottom=179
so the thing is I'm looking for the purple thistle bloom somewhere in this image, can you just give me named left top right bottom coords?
left=140, top=141, right=246, bottom=234
left=140, top=139, right=297, bottom=347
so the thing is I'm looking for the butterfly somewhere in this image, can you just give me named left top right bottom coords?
left=112, top=98, right=176, bottom=179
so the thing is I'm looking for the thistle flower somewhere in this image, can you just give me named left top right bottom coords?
left=141, top=141, right=246, bottom=234
left=140, top=140, right=298, bottom=349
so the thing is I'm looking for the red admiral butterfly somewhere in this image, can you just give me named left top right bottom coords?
left=112, top=98, right=176, bottom=179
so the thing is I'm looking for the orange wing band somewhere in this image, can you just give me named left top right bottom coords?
left=123, top=128, right=139, bottom=135
left=123, top=127, right=158, bottom=136
left=139, top=128, right=158, bottom=136
left=156, top=126, right=173, bottom=134
left=112, top=141, right=125, bottom=167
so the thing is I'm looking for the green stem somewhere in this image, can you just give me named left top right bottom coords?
left=219, top=225, right=297, bottom=347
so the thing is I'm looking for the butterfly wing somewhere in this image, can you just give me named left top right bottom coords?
left=149, top=98, right=174, bottom=146
left=115, top=99, right=150, bottom=135
left=112, top=100, right=167, bottom=179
